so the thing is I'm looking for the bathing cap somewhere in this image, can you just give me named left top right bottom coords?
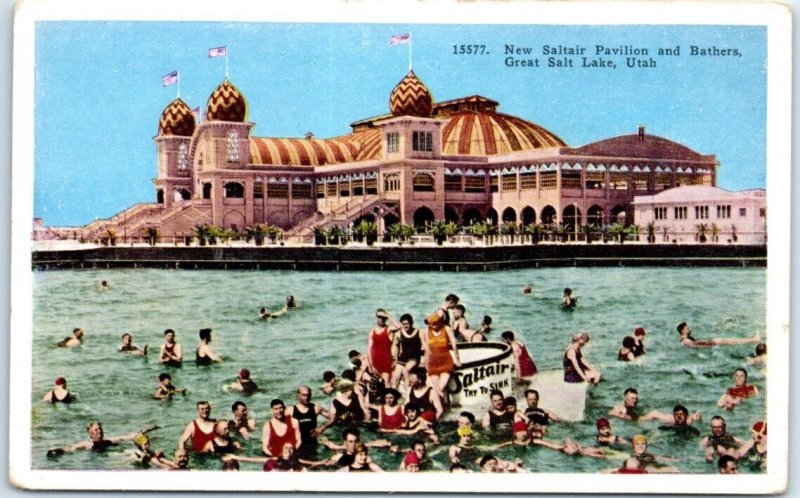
left=403, top=451, right=420, bottom=466
left=596, top=417, right=610, bottom=429
left=54, top=377, right=67, bottom=386
left=238, top=368, right=250, bottom=379
left=752, top=421, right=767, bottom=435
left=134, top=432, right=149, bottom=449
left=457, top=426, right=473, bottom=437
left=634, top=327, right=646, bottom=336
left=426, top=312, right=443, bottom=327
left=632, top=434, right=647, bottom=445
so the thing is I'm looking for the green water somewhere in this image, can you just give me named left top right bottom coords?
left=31, top=267, right=766, bottom=473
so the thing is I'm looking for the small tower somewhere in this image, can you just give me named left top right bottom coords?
left=154, top=98, right=196, bottom=209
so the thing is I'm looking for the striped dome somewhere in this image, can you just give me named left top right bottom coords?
left=206, top=79, right=247, bottom=122
left=158, top=98, right=196, bottom=137
left=441, top=111, right=566, bottom=155
left=389, top=70, right=433, bottom=118
left=249, top=129, right=382, bottom=166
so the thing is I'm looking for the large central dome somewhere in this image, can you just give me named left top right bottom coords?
left=441, top=109, right=566, bottom=156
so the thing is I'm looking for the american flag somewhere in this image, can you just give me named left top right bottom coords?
left=389, top=33, right=411, bottom=45
left=162, top=71, right=178, bottom=87
left=208, top=46, right=227, bottom=58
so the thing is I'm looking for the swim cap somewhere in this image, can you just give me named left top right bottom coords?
left=238, top=368, right=250, bottom=380
left=632, top=434, right=647, bottom=445
left=133, top=432, right=149, bottom=449
left=513, top=421, right=527, bottom=434
left=403, top=451, right=420, bottom=466
left=54, top=377, right=66, bottom=386
left=634, top=327, right=646, bottom=336
left=457, top=426, right=473, bottom=437
left=426, top=312, right=443, bottom=327
left=596, top=417, right=610, bottom=429
left=752, top=421, right=767, bottom=435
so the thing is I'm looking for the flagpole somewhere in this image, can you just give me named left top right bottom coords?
left=225, top=49, right=229, bottom=79
left=177, top=70, right=181, bottom=99
left=408, top=32, right=413, bottom=71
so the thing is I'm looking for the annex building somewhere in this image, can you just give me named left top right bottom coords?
left=71, top=70, right=722, bottom=242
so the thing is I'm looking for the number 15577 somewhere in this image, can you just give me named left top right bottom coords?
left=452, top=45, right=487, bottom=55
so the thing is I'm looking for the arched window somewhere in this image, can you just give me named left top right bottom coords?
left=224, top=182, right=244, bottom=198
left=521, top=206, right=536, bottom=226
left=412, top=173, right=435, bottom=192
left=413, top=207, right=435, bottom=229
left=502, top=207, right=517, bottom=223
left=202, top=183, right=212, bottom=199
left=156, top=189, right=164, bottom=204
left=226, top=130, right=240, bottom=163
left=177, top=142, right=189, bottom=170
left=383, top=173, right=400, bottom=192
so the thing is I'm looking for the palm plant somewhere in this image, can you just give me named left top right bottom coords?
left=696, top=223, right=708, bottom=243
left=710, top=223, right=720, bottom=243
left=646, top=221, right=656, bottom=244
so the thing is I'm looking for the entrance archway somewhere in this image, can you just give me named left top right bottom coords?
left=521, top=206, right=536, bottom=226
left=413, top=206, right=435, bottom=231
left=540, top=205, right=557, bottom=225
left=501, top=207, right=517, bottom=223
left=462, top=208, right=481, bottom=226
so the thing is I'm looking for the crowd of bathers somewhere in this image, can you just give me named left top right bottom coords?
left=43, top=287, right=768, bottom=474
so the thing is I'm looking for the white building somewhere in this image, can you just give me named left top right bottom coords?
left=633, top=185, right=766, bottom=245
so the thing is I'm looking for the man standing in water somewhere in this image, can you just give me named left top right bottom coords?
left=47, top=421, right=157, bottom=456
left=177, top=401, right=216, bottom=453
left=286, top=385, right=328, bottom=458
left=262, top=399, right=301, bottom=457
left=523, top=389, right=561, bottom=424
left=676, top=322, right=760, bottom=348
left=56, top=328, right=84, bottom=348
left=159, top=329, right=183, bottom=367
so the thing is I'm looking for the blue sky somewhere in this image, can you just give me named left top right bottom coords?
left=34, top=22, right=767, bottom=227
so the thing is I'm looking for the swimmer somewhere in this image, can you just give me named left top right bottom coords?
left=434, top=293, right=460, bottom=326
left=228, top=441, right=321, bottom=471
left=617, top=336, right=636, bottom=362
left=449, top=426, right=479, bottom=467
left=264, top=295, right=298, bottom=319
left=373, top=387, right=405, bottom=431
left=201, top=420, right=242, bottom=455
left=195, top=328, right=222, bottom=365
left=46, top=421, right=158, bottom=457
left=718, top=454, right=739, bottom=474
left=562, top=287, right=577, bottom=310
left=317, top=380, right=366, bottom=436
left=524, top=389, right=561, bottom=424
left=320, top=370, right=338, bottom=395
left=337, top=443, right=383, bottom=472
left=717, top=368, right=759, bottom=410
left=319, top=427, right=395, bottom=468
left=261, top=399, right=302, bottom=457
left=563, top=333, right=600, bottom=384
left=609, top=388, right=645, bottom=421
left=405, top=367, right=444, bottom=423
left=594, top=417, right=628, bottom=446
left=470, top=315, right=493, bottom=342
left=481, top=390, right=513, bottom=432
left=159, top=329, right=183, bottom=367
left=177, top=401, right=217, bottom=453
left=227, top=368, right=259, bottom=396
left=646, top=404, right=702, bottom=427
left=700, top=416, right=745, bottom=463
left=719, top=421, right=767, bottom=471
left=390, top=313, right=423, bottom=389
left=746, top=343, right=767, bottom=367
left=154, top=372, right=187, bottom=400
left=629, top=434, right=678, bottom=473
left=286, top=385, right=329, bottom=458
left=42, top=377, right=75, bottom=404
left=631, top=327, right=646, bottom=356
left=522, top=284, right=532, bottom=294
left=379, top=403, right=438, bottom=444
left=450, top=304, right=471, bottom=342
left=132, top=432, right=174, bottom=469
left=56, top=328, right=84, bottom=348
left=478, top=453, right=527, bottom=473
left=676, top=322, right=760, bottom=348
left=229, top=401, right=257, bottom=439
left=398, top=441, right=430, bottom=472
left=367, top=309, right=400, bottom=385
left=166, top=448, right=190, bottom=470
left=606, top=456, right=648, bottom=474
left=401, top=450, right=421, bottom=472
left=420, top=312, right=461, bottom=399
left=99, top=280, right=110, bottom=291
left=502, top=331, right=538, bottom=381
left=118, top=333, right=147, bottom=356
left=259, top=307, right=269, bottom=320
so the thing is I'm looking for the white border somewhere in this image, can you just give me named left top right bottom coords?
left=9, top=0, right=792, bottom=493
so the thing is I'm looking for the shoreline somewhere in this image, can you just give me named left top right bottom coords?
left=32, top=244, right=766, bottom=271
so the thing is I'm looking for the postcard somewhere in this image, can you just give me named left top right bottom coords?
left=9, top=0, right=791, bottom=493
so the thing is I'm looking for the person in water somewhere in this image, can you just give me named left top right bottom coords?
left=717, top=368, right=759, bottom=410
left=631, top=327, right=646, bottom=356
left=481, top=390, right=513, bottom=433
left=720, top=421, right=767, bottom=471
left=286, top=385, right=328, bottom=459
left=373, top=387, right=405, bottom=432
left=42, top=377, right=75, bottom=404
left=133, top=432, right=175, bottom=469
left=562, top=288, right=577, bottom=310
left=746, top=343, right=767, bottom=367
left=320, top=370, right=338, bottom=395
left=195, top=328, right=222, bottom=365
left=178, top=401, right=217, bottom=453
left=718, top=454, right=739, bottom=474
left=433, top=293, right=460, bottom=326
left=159, top=329, right=183, bottom=367
left=47, top=421, right=157, bottom=456
left=227, top=368, right=259, bottom=396
left=563, top=333, right=600, bottom=384
left=118, top=333, right=147, bottom=356
left=201, top=420, right=242, bottom=455
left=405, top=366, right=444, bottom=423
left=470, top=315, right=493, bottom=342
left=700, top=416, right=744, bottom=463
left=56, top=328, right=84, bottom=348
left=523, top=389, right=561, bottom=425
left=450, top=304, right=471, bottom=342
left=676, top=322, right=761, bottom=348
left=653, top=405, right=702, bottom=436
left=367, top=308, right=400, bottom=386
left=617, top=336, right=637, bottom=362
left=420, top=311, right=461, bottom=399
left=261, top=399, right=302, bottom=457
left=229, top=401, right=257, bottom=440
left=501, top=331, right=538, bottom=381
left=594, top=417, right=628, bottom=447
left=629, top=434, right=678, bottom=473
left=317, top=380, right=367, bottom=436
left=390, top=313, right=423, bottom=390
left=154, top=372, right=187, bottom=400
left=337, top=443, right=383, bottom=472
left=608, top=388, right=644, bottom=421
left=263, top=295, right=298, bottom=319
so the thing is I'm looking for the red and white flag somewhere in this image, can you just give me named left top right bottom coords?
left=162, top=71, right=178, bottom=87
left=389, top=33, right=411, bottom=45
left=208, top=46, right=227, bottom=58
left=191, top=107, right=201, bottom=120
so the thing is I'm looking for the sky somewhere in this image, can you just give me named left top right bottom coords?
left=33, top=22, right=767, bottom=227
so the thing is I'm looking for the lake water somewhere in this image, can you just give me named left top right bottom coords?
left=31, top=267, right=766, bottom=473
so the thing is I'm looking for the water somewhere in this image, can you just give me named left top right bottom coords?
left=31, top=267, right=766, bottom=473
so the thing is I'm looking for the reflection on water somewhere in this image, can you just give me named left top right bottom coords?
left=31, top=267, right=766, bottom=473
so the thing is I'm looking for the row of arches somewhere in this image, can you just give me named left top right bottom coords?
left=413, top=204, right=630, bottom=228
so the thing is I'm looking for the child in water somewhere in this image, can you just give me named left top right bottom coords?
left=562, top=288, right=577, bottom=310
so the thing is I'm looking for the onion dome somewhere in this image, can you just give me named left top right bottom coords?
left=206, top=79, right=247, bottom=122
left=158, top=98, right=196, bottom=136
left=389, top=70, right=433, bottom=118
left=442, top=111, right=566, bottom=155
